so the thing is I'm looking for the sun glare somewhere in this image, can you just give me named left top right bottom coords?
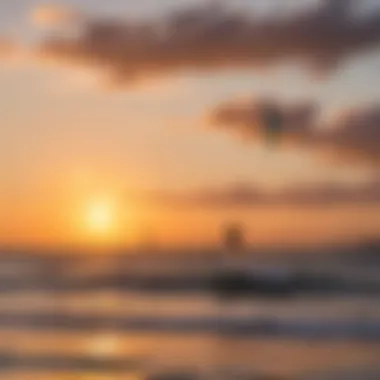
left=83, top=197, right=119, bottom=240
left=71, top=191, right=137, bottom=248
left=87, top=200, right=113, bottom=231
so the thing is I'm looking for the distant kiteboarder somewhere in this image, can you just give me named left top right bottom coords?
left=215, top=223, right=250, bottom=299
left=222, top=223, right=245, bottom=254
left=215, top=223, right=298, bottom=299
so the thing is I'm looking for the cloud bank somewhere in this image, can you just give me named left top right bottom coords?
left=32, top=0, right=380, bottom=82
left=14, top=2, right=380, bottom=168
left=211, top=98, right=380, bottom=165
left=143, top=180, right=380, bottom=209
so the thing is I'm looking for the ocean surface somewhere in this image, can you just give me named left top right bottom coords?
left=0, top=247, right=379, bottom=380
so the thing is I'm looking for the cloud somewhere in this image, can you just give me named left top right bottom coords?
left=32, top=0, right=380, bottom=82
left=142, top=180, right=380, bottom=209
left=31, top=3, right=83, bottom=28
left=210, top=98, right=318, bottom=143
left=317, top=105, right=380, bottom=164
left=210, top=97, right=380, bottom=165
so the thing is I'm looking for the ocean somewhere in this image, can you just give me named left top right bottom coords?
left=0, top=247, right=379, bottom=380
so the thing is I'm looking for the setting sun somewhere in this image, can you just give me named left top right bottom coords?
left=86, top=198, right=115, bottom=234
left=79, top=195, right=124, bottom=247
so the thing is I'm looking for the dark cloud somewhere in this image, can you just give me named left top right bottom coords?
left=34, top=0, right=380, bottom=81
left=211, top=98, right=380, bottom=165
left=211, top=98, right=318, bottom=143
left=317, top=105, right=380, bottom=164
left=143, top=180, right=380, bottom=209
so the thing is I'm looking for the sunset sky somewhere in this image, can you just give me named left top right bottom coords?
left=1, top=0, right=380, bottom=249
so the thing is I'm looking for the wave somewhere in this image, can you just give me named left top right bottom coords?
left=1, top=268, right=379, bottom=298
left=0, top=312, right=379, bottom=340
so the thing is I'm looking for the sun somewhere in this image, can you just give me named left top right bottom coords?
left=87, top=200, right=113, bottom=232
left=84, top=197, right=119, bottom=239
left=72, top=191, right=136, bottom=247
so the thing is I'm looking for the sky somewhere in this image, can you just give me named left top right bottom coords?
left=1, top=0, right=380, bottom=250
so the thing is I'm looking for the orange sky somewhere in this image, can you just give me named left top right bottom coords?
left=1, top=1, right=380, bottom=250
